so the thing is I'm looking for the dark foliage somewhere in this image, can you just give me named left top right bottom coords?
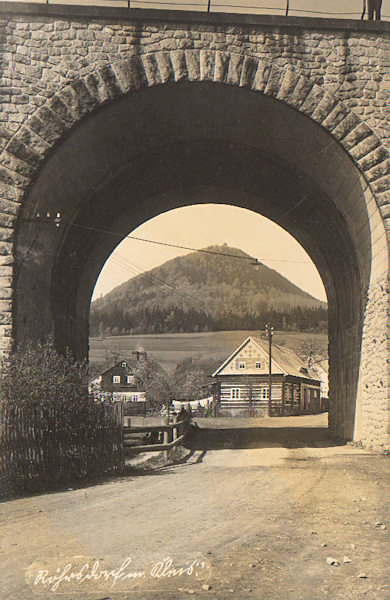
left=90, top=245, right=328, bottom=336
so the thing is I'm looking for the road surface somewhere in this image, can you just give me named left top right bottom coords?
left=1, top=415, right=389, bottom=600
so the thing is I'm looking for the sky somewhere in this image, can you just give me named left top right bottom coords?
left=92, top=204, right=327, bottom=302
left=126, top=0, right=388, bottom=20
left=14, top=0, right=389, bottom=20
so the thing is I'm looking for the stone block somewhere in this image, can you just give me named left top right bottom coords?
left=0, top=166, right=28, bottom=190
left=365, top=159, right=390, bottom=183
left=155, top=51, right=175, bottom=84
left=332, top=112, right=361, bottom=141
left=239, top=56, right=259, bottom=88
left=0, top=181, right=24, bottom=204
left=251, top=59, right=272, bottom=93
left=95, top=65, right=122, bottom=100
left=359, top=146, right=389, bottom=172
left=264, top=63, right=284, bottom=97
left=184, top=50, right=200, bottom=81
left=47, top=95, right=75, bottom=127
left=0, top=197, right=19, bottom=215
left=286, top=75, right=314, bottom=109
left=170, top=49, right=187, bottom=82
left=125, top=54, right=148, bottom=90
left=372, top=175, right=390, bottom=194
left=58, top=79, right=97, bottom=120
left=276, top=68, right=300, bottom=103
left=199, top=49, right=215, bottom=82
left=322, top=104, right=350, bottom=132
left=343, top=123, right=374, bottom=152
left=0, top=150, right=34, bottom=178
left=0, top=299, right=12, bottom=312
left=84, top=68, right=118, bottom=104
left=6, top=136, right=42, bottom=168
left=26, top=114, right=60, bottom=146
left=300, top=84, right=326, bottom=117
left=0, top=242, right=13, bottom=256
left=311, top=92, right=338, bottom=123
left=213, top=51, right=229, bottom=84
left=141, top=53, right=161, bottom=86
left=350, top=134, right=382, bottom=161
left=226, top=52, right=244, bottom=86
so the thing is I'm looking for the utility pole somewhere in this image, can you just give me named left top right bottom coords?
left=265, top=324, right=273, bottom=416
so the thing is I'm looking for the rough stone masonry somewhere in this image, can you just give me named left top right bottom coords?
left=1, top=2, right=390, bottom=450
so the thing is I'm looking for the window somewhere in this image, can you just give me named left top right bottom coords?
left=121, top=362, right=127, bottom=368
left=238, top=361, right=246, bottom=369
left=126, top=375, right=134, bottom=384
left=255, top=362, right=262, bottom=369
left=231, top=388, right=240, bottom=399
left=113, top=375, right=120, bottom=384
left=260, top=387, right=269, bottom=399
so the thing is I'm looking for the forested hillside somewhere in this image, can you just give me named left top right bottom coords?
left=90, top=245, right=327, bottom=336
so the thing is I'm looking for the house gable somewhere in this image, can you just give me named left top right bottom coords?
left=96, top=360, right=144, bottom=390
left=213, top=337, right=285, bottom=377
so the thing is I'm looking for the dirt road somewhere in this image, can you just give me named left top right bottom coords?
left=1, top=415, right=389, bottom=600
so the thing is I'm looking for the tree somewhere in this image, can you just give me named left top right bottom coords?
left=132, top=355, right=205, bottom=411
left=298, top=339, right=328, bottom=366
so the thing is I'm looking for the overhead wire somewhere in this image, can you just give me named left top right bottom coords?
left=105, top=252, right=204, bottom=305
left=71, top=222, right=313, bottom=265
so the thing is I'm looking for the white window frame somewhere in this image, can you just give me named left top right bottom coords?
left=260, top=387, right=269, bottom=399
left=231, top=388, right=240, bottom=399
left=113, top=375, right=121, bottom=384
left=238, top=361, right=246, bottom=369
left=126, top=375, right=134, bottom=384
left=255, top=362, right=262, bottom=369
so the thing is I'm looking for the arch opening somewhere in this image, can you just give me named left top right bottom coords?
left=91, top=202, right=327, bottom=305
left=14, top=81, right=389, bottom=444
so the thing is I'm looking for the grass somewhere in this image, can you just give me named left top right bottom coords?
left=89, top=330, right=328, bottom=371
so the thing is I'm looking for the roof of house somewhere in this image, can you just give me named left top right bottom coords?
left=88, top=359, right=140, bottom=384
left=89, top=355, right=168, bottom=384
left=212, top=336, right=321, bottom=382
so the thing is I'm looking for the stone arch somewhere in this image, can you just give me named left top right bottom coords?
left=3, top=48, right=390, bottom=204
left=2, top=48, right=390, bottom=450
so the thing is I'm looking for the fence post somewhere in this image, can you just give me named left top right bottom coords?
left=163, top=430, right=169, bottom=461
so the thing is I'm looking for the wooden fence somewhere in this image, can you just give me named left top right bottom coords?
left=0, top=402, right=124, bottom=497
left=123, top=419, right=188, bottom=458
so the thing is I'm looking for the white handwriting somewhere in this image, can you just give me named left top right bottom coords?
left=33, top=556, right=207, bottom=592
left=34, top=558, right=145, bottom=592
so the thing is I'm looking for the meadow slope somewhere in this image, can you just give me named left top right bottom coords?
left=89, top=330, right=328, bottom=371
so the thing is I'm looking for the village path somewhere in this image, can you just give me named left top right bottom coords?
left=1, top=414, right=389, bottom=600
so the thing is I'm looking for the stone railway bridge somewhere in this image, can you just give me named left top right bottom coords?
left=1, top=2, right=390, bottom=449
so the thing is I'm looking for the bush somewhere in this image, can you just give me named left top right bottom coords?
left=1, top=339, right=91, bottom=413
left=0, top=340, right=123, bottom=496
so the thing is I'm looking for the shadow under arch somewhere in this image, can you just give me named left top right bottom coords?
left=14, top=80, right=389, bottom=445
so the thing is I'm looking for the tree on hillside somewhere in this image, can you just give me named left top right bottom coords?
left=89, top=244, right=327, bottom=337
